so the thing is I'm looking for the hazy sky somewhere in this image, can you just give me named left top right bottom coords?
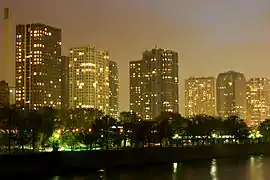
left=1, top=0, right=270, bottom=114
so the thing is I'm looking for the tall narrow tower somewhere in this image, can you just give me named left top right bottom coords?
left=3, top=8, right=14, bottom=86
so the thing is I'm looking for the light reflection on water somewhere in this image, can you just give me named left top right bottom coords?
left=250, top=155, right=264, bottom=180
left=210, top=159, right=218, bottom=180
left=44, top=156, right=270, bottom=180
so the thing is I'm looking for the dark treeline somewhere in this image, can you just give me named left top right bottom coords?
left=0, top=106, right=56, bottom=152
left=0, top=107, right=270, bottom=152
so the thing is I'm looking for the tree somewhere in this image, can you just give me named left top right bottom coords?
left=0, top=106, right=18, bottom=153
left=61, top=131, right=77, bottom=150
left=224, top=116, right=249, bottom=142
left=49, top=131, right=61, bottom=151
left=100, top=115, right=117, bottom=150
left=156, top=112, right=175, bottom=147
left=83, top=132, right=96, bottom=149
left=66, top=108, right=104, bottom=130
left=259, top=119, right=270, bottom=142
left=38, top=107, right=56, bottom=149
left=27, top=110, right=43, bottom=151
left=119, top=111, right=140, bottom=123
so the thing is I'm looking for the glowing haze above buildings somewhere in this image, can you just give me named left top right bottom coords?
left=1, top=0, right=270, bottom=113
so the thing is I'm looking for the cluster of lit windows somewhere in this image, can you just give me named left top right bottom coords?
left=130, top=50, right=179, bottom=120
left=246, top=78, right=270, bottom=125
left=34, top=51, right=42, bottom=54
left=34, top=44, right=44, bottom=48
left=185, top=77, right=216, bottom=117
left=31, top=30, right=52, bottom=36
left=69, top=46, right=110, bottom=113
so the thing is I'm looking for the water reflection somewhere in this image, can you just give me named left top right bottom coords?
left=250, top=155, right=264, bottom=180
left=172, top=162, right=178, bottom=180
left=173, top=162, right=178, bottom=173
left=51, top=176, right=60, bottom=180
left=210, top=159, right=218, bottom=180
left=46, top=156, right=270, bottom=180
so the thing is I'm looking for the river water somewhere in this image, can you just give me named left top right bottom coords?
left=46, top=155, right=269, bottom=180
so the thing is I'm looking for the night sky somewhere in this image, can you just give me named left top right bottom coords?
left=1, top=0, right=270, bottom=114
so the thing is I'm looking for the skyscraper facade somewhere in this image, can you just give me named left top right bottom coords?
left=216, top=71, right=247, bottom=119
left=2, top=8, right=14, bottom=86
left=69, top=45, right=110, bottom=114
left=185, top=77, right=216, bottom=117
left=0, top=81, right=10, bottom=107
left=15, top=23, right=62, bottom=109
left=61, top=56, right=69, bottom=110
left=246, top=78, right=270, bottom=126
left=129, top=60, right=142, bottom=117
left=108, top=61, right=119, bottom=119
left=130, top=48, right=179, bottom=120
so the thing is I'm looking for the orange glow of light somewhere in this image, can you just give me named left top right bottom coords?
left=88, top=128, right=92, bottom=132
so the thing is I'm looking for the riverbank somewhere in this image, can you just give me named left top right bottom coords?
left=1, top=144, right=270, bottom=175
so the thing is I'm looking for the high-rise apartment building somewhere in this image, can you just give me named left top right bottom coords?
left=216, top=71, right=247, bottom=119
left=185, top=77, right=216, bottom=117
left=130, top=60, right=142, bottom=117
left=246, top=78, right=270, bottom=126
left=109, top=61, right=119, bottom=119
left=130, top=48, right=179, bottom=120
left=15, top=23, right=62, bottom=109
left=61, top=56, right=69, bottom=110
left=0, top=81, right=10, bottom=107
left=69, top=45, right=110, bottom=113
left=1, top=8, right=14, bottom=87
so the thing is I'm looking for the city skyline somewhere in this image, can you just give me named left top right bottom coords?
left=1, top=1, right=270, bottom=114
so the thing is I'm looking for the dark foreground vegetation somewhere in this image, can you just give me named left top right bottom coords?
left=2, top=106, right=270, bottom=174
left=0, top=106, right=270, bottom=153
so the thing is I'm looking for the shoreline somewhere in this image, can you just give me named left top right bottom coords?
left=1, top=144, right=270, bottom=175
